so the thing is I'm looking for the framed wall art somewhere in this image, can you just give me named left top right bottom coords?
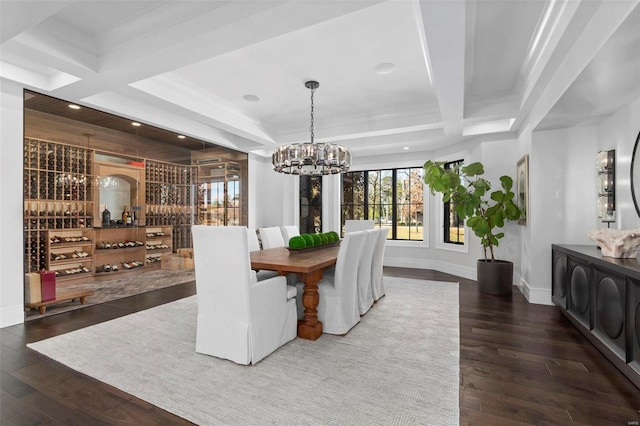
left=516, top=155, right=529, bottom=225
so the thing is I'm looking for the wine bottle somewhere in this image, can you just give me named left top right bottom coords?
left=102, top=206, right=111, bottom=227
left=122, top=206, right=129, bottom=224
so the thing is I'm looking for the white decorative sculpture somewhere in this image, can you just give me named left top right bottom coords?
left=588, top=228, right=640, bottom=258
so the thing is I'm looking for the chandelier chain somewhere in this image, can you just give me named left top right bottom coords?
left=309, top=85, right=315, bottom=144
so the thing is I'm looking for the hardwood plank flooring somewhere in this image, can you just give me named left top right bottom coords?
left=2, top=268, right=639, bottom=425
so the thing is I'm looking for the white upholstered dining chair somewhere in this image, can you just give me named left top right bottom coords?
left=247, top=227, right=279, bottom=281
left=259, top=226, right=286, bottom=249
left=296, top=230, right=366, bottom=335
left=280, top=225, right=300, bottom=245
left=371, top=228, right=388, bottom=301
left=191, top=225, right=297, bottom=365
left=356, top=229, right=377, bottom=315
left=344, top=219, right=374, bottom=234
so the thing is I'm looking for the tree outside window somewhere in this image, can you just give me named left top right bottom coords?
left=341, top=167, right=423, bottom=240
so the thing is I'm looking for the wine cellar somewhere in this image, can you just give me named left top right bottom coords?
left=23, top=91, right=248, bottom=292
left=23, top=137, right=202, bottom=278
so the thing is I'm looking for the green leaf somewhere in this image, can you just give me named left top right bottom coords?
left=490, top=191, right=504, bottom=202
left=500, top=175, right=513, bottom=191
left=505, top=201, right=521, bottom=219
left=462, top=162, right=484, bottom=176
left=494, top=232, right=505, bottom=240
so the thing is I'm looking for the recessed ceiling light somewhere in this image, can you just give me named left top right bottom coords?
left=68, top=104, right=81, bottom=110
left=243, top=94, right=260, bottom=102
left=374, top=62, right=396, bottom=75
left=131, top=122, right=141, bottom=127
left=178, top=135, right=186, bottom=139
left=403, top=147, right=410, bottom=150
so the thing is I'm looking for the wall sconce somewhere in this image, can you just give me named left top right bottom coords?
left=596, top=149, right=615, bottom=223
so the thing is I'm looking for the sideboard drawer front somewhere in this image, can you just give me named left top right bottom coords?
left=568, top=257, right=591, bottom=329
left=552, top=251, right=568, bottom=308
left=593, top=267, right=626, bottom=361
left=630, top=279, right=640, bottom=374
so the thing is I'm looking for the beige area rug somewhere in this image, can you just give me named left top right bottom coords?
left=28, top=277, right=459, bottom=425
left=25, top=269, right=195, bottom=320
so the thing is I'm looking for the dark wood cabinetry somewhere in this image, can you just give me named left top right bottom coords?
left=552, top=244, right=640, bottom=389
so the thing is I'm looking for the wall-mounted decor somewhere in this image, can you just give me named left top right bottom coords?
left=597, top=149, right=615, bottom=223
left=630, top=131, right=640, bottom=218
left=516, top=155, right=529, bottom=225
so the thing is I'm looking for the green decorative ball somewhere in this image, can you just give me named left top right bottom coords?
left=311, top=234, right=322, bottom=246
left=302, top=234, right=314, bottom=246
left=289, top=236, right=306, bottom=249
left=320, top=233, right=329, bottom=244
left=329, top=231, right=340, bottom=242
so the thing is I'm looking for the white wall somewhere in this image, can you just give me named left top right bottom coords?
left=598, top=96, right=640, bottom=230
left=524, top=125, right=598, bottom=305
left=520, top=96, right=640, bottom=306
left=0, top=81, right=26, bottom=327
left=249, top=154, right=297, bottom=230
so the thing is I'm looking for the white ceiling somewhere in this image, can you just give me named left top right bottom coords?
left=1, top=0, right=638, bottom=159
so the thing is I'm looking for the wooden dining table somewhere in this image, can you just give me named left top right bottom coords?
left=250, top=244, right=340, bottom=341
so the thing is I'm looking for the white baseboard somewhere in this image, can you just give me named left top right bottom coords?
left=384, top=256, right=476, bottom=281
left=518, top=276, right=553, bottom=305
left=1, top=304, right=25, bottom=328
left=384, top=260, right=553, bottom=306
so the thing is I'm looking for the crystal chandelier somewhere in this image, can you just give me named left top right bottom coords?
left=272, top=81, right=351, bottom=175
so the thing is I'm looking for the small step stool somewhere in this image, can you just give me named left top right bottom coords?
left=25, top=289, right=94, bottom=314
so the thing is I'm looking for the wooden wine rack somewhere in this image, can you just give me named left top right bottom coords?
left=145, top=226, right=173, bottom=267
left=46, top=229, right=94, bottom=285
left=24, top=139, right=94, bottom=273
left=145, top=160, right=197, bottom=250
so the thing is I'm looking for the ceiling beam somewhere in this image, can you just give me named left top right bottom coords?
left=44, top=1, right=383, bottom=101
left=416, top=0, right=466, bottom=137
left=0, top=1, right=71, bottom=44
left=521, top=0, right=638, bottom=133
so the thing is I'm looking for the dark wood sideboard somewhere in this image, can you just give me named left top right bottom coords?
left=552, top=244, right=640, bottom=389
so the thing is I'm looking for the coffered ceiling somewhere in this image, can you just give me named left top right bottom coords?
left=1, top=0, right=638, bottom=160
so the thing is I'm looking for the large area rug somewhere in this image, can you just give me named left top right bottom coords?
left=25, top=269, right=195, bottom=320
left=28, top=277, right=459, bottom=425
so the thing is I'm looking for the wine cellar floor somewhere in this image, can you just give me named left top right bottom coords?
left=25, top=269, right=195, bottom=321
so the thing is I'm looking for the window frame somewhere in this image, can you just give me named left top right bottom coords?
left=341, top=166, right=426, bottom=244
left=434, top=152, right=469, bottom=253
left=443, top=160, right=464, bottom=245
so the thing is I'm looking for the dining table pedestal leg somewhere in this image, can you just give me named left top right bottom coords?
left=297, top=269, right=323, bottom=340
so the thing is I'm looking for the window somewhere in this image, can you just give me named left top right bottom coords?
left=443, top=160, right=464, bottom=244
left=300, top=176, right=322, bottom=234
left=341, top=167, right=423, bottom=240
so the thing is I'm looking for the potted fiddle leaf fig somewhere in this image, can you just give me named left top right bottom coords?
left=423, top=160, right=521, bottom=295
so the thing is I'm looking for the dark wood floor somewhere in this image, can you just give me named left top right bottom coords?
left=2, top=267, right=639, bottom=425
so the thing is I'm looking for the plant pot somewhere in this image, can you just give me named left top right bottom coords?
left=477, top=259, right=513, bottom=296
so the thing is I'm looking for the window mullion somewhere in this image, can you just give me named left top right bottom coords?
left=363, top=172, right=369, bottom=220
left=391, top=169, right=397, bottom=239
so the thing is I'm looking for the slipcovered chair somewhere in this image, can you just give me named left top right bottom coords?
left=344, top=219, right=374, bottom=234
left=280, top=225, right=300, bottom=245
left=191, top=225, right=297, bottom=365
left=356, top=229, right=377, bottom=315
left=371, top=228, right=388, bottom=301
left=296, top=230, right=366, bottom=335
left=247, top=227, right=279, bottom=281
left=247, top=227, right=261, bottom=251
left=259, top=226, right=286, bottom=249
